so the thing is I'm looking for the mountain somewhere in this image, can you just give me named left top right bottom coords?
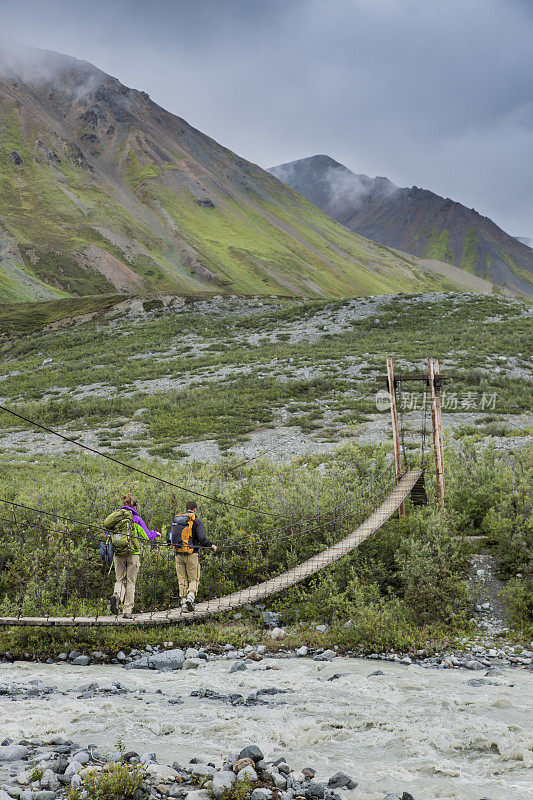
left=0, top=42, right=508, bottom=303
left=269, top=155, right=533, bottom=297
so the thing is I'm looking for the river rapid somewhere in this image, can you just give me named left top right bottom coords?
left=1, top=657, right=532, bottom=800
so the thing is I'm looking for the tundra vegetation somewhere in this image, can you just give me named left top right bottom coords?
left=0, top=291, right=530, bottom=655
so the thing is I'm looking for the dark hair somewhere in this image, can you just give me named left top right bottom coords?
left=186, top=500, right=197, bottom=511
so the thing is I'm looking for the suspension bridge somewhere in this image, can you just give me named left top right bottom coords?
left=0, top=358, right=443, bottom=627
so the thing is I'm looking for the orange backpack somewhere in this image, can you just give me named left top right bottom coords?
left=170, top=511, right=195, bottom=554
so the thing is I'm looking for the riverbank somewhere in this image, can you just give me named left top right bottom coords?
left=1, top=614, right=531, bottom=668
left=1, top=655, right=531, bottom=800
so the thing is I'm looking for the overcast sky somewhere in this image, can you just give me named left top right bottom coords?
left=1, top=0, right=531, bottom=234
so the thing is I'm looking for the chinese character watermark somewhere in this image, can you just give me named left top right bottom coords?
left=374, top=390, right=497, bottom=411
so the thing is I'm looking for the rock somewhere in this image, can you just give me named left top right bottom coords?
left=314, top=650, right=335, bottom=661
left=184, top=791, right=211, bottom=800
left=262, top=611, right=280, bottom=628
left=315, top=625, right=327, bottom=633
left=64, top=760, right=82, bottom=777
left=185, top=648, right=200, bottom=659
left=485, top=667, right=504, bottom=677
left=269, top=627, right=285, bottom=640
left=127, top=648, right=185, bottom=671
left=71, top=656, right=91, bottom=666
left=72, top=751, right=90, bottom=764
left=467, top=678, right=497, bottom=687
left=384, top=795, right=401, bottom=800
left=238, top=746, right=264, bottom=763
left=140, top=752, right=157, bottom=764
left=251, top=790, right=272, bottom=800
left=212, top=771, right=236, bottom=797
left=246, top=651, right=263, bottom=662
left=230, top=662, right=247, bottom=673
left=271, top=772, right=287, bottom=789
left=307, top=781, right=326, bottom=798
left=116, top=651, right=127, bottom=662
left=367, top=670, right=385, bottom=677
left=237, top=765, right=258, bottom=782
left=10, top=151, right=23, bottom=165
left=40, top=769, right=60, bottom=790
left=145, top=764, right=178, bottom=782
left=401, top=793, right=415, bottom=800
left=296, top=646, right=308, bottom=657
left=302, top=768, right=315, bottom=780
left=33, top=793, right=56, bottom=800
left=233, top=758, right=255, bottom=774
left=0, top=791, right=13, bottom=800
left=190, top=764, right=216, bottom=779
left=465, top=660, right=485, bottom=670
left=0, top=744, right=29, bottom=761
left=327, top=772, right=357, bottom=790
left=183, top=658, right=202, bottom=670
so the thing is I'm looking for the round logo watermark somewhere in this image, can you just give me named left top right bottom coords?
left=375, top=390, right=391, bottom=412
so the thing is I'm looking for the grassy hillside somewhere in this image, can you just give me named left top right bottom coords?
left=0, top=45, right=503, bottom=301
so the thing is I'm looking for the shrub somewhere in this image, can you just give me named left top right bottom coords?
left=68, top=762, right=143, bottom=800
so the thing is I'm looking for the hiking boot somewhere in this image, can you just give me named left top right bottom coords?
left=122, top=613, right=134, bottom=619
left=110, top=593, right=119, bottom=615
left=185, top=592, right=195, bottom=612
left=180, top=598, right=188, bottom=612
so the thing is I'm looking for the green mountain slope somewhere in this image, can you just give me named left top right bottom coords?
left=0, top=43, right=501, bottom=300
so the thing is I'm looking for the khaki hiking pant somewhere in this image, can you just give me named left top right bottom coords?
left=175, top=552, right=200, bottom=599
left=113, top=554, right=141, bottom=614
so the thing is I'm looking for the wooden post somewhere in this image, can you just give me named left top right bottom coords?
left=386, top=357, right=405, bottom=519
left=428, top=357, right=445, bottom=509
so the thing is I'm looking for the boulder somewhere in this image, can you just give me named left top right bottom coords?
left=246, top=652, right=263, bottom=662
left=465, top=660, right=485, bottom=671
left=262, top=611, right=280, bottom=628
left=71, top=656, right=90, bottom=666
left=251, top=790, right=272, bottom=800
left=233, top=758, right=255, bottom=774
left=307, top=781, right=326, bottom=798
left=327, top=772, right=357, bottom=790
left=146, top=764, right=178, bottom=782
left=296, top=646, right=308, bottom=657
left=230, top=662, right=247, bottom=674
left=190, top=764, right=216, bottom=779
left=0, top=744, right=29, bottom=761
left=183, top=658, right=202, bottom=670
left=212, top=771, right=236, bottom=797
left=40, top=769, right=60, bottom=790
left=238, top=746, right=264, bottom=763
left=237, top=765, right=258, bottom=782
left=64, top=760, right=82, bottom=777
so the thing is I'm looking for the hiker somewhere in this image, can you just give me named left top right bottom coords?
left=170, top=500, right=217, bottom=612
left=104, top=493, right=160, bottom=619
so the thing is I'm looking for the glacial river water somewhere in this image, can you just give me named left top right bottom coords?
left=1, top=657, right=532, bottom=800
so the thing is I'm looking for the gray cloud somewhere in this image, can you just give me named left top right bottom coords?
left=0, top=0, right=531, bottom=234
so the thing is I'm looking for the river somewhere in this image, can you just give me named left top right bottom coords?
left=1, top=657, right=532, bottom=800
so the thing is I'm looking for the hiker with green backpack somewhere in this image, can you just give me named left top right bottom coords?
left=104, top=492, right=160, bottom=618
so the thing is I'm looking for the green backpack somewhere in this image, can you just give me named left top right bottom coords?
left=105, top=508, right=134, bottom=556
